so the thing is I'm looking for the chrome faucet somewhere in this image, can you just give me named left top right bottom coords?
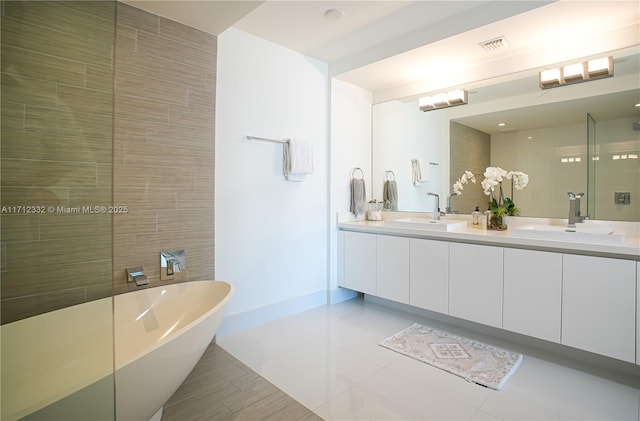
left=427, top=192, right=440, bottom=220
left=567, top=192, right=585, bottom=228
left=446, top=192, right=460, bottom=214
left=126, top=266, right=149, bottom=286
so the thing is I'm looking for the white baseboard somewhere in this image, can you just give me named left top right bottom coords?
left=217, top=290, right=327, bottom=337
left=328, top=287, right=358, bottom=304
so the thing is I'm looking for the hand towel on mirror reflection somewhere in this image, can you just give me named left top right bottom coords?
left=383, top=180, right=398, bottom=211
left=411, top=159, right=423, bottom=184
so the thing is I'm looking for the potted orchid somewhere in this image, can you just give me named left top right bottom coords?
left=453, top=167, right=529, bottom=230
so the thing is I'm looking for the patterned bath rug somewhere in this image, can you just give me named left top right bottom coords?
left=379, top=323, right=522, bottom=390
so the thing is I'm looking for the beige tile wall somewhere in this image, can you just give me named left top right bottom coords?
left=1, top=1, right=216, bottom=323
left=113, top=3, right=216, bottom=292
left=1, top=1, right=116, bottom=324
left=449, top=121, right=491, bottom=214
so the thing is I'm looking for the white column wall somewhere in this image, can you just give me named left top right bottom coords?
left=328, top=79, right=373, bottom=297
left=216, top=28, right=329, bottom=321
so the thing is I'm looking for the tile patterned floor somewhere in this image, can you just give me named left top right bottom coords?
left=217, top=296, right=640, bottom=421
left=162, top=344, right=322, bottom=420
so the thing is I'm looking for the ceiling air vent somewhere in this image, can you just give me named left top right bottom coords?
left=479, top=36, right=510, bottom=51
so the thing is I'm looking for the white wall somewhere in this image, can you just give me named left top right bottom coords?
left=216, top=28, right=329, bottom=321
left=329, top=78, right=372, bottom=295
left=373, top=101, right=447, bottom=212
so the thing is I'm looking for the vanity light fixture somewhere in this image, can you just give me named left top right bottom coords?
left=419, top=89, right=467, bottom=112
left=610, top=154, right=639, bottom=160
left=539, top=68, right=561, bottom=88
left=539, top=56, right=613, bottom=89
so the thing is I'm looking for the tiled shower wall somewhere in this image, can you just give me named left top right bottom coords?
left=113, top=3, right=216, bottom=291
left=1, top=1, right=115, bottom=324
left=449, top=121, right=491, bottom=214
left=1, top=2, right=216, bottom=323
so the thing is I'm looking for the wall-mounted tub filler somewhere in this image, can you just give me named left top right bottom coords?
left=126, top=266, right=149, bottom=286
left=160, top=249, right=187, bottom=281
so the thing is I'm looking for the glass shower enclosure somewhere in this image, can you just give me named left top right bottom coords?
left=1, top=1, right=115, bottom=419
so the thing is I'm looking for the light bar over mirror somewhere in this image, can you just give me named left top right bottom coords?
left=419, top=89, right=468, bottom=112
left=539, top=56, right=613, bottom=89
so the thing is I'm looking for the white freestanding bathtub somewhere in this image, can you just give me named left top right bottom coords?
left=0, top=280, right=233, bottom=421
left=115, top=280, right=234, bottom=421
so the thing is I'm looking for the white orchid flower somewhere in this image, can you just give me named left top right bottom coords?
left=507, top=171, right=529, bottom=190
left=462, top=170, right=476, bottom=184
left=481, top=178, right=499, bottom=195
left=452, top=170, right=476, bottom=194
left=453, top=181, right=464, bottom=194
left=484, top=166, right=507, bottom=182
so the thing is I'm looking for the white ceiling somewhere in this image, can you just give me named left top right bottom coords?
left=126, top=0, right=639, bottom=101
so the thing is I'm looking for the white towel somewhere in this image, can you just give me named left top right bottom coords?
left=283, top=139, right=314, bottom=181
left=411, top=159, right=424, bottom=185
left=411, top=159, right=436, bottom=185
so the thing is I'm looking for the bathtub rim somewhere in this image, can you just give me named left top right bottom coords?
left=114, top=279, right=234, bottom=371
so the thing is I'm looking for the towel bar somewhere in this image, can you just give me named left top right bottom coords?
left=247, top=135, right=289, bottom=144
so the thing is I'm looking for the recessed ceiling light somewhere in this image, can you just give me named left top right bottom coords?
left=324, top=9, right=344, bottom=20
left=497, top=122, right=507, bottom=127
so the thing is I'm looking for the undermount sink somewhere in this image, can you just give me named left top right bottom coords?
left=384, top=218, right=467, bottom=231
left=510, top=224, right=624, bottom=245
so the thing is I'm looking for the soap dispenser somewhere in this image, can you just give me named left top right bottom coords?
left=484, top=207, right=492, bottom=229
left=471, top=206, right=482, bottom=228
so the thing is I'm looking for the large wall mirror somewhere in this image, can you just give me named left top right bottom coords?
left=372, top=47, right=640, bottom=222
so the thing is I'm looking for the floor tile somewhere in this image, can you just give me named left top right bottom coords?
left=479, top=354, right=640, bottom=420
left=257, top=339, right=383, bottom=411
left=380, top=352, right=494, bottom=408
left=217, top=319, right=319, bottom=371
left=162, top=344, right=319, bottom=421
left=316, top=362, right=479, bottom=421
left=217, top=296, right=640, bottom=421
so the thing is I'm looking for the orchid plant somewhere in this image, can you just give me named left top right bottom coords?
left=453, top=167, right=529, bottom=219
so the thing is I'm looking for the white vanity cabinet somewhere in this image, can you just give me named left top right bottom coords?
left=561, top=254, right=637, bottom=363
left=503, top=248, right=562, bottom=343
left=342, top=231, right=377, bottom=295
left=376, top=235, right=410, bottom=304
left=449, top=242, right=504, bottom=328
left=339, top=222, right=639, bottom=364
left=409, top=238, right=449, bottom=314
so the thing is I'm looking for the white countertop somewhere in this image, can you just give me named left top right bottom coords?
left=338, top=213, right=640, bottom=260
